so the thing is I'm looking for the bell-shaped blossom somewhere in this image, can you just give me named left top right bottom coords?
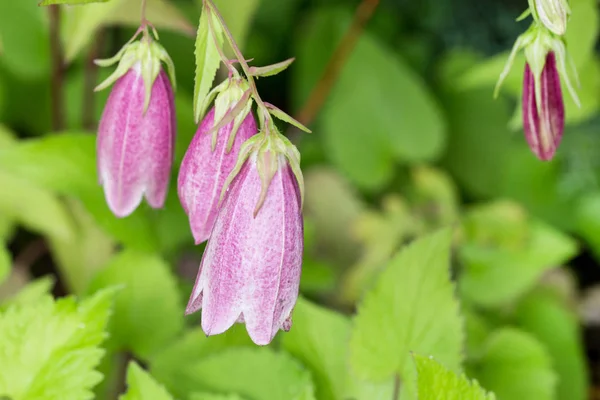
left=186, top=130, right=305, bottom=345
left=96, top=30, right=177, bottom=217
left=522, top=52, right=565, bottom=160
left=178, top=78, right=256, bottom=243
left=495, top=21, right=579, bottom=161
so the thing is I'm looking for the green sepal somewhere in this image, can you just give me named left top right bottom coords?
left=94, top=43, right=140, bottom=92
left=198, top=79, right=229, bottom=123
left=219, top=134, right=262, bottom=205
left=254, top=148, right=280, bottom=216
left=248, top=58, right=295, bottom=78
left=226, top=100, right=253, bottom=153
left=278, top=133, right=305, bottom=210
left=206, top=89, right=252, bottom=140
left=265, top=103, right=312, bottom=133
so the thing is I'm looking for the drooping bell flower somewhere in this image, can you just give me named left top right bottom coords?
left=531, top=0, right=570, bottom=35
left=495, top=20, right=579, bottom=161
left=178, top=78, right=256, bottom=244
left=95, top=27, right=177, bottom=217
left=185, top=126, right=305, bottom=345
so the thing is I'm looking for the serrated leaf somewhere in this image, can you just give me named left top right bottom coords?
left=281, top=298, right=351, bottom=400
left=249, top=58, right=295, bottom=77
left=266, top=103, right=311, bottom=133
left=193, top=6, right=224, bottom=123
left=459, top=204, right=577, bottom=307
left=183, top=348, right=316, bottom=400
left=0, top=133, right=159, bottom=251
left=0, top=169, right=74, bottom=240
left=86, top=250, right=184, bottom=359
left=469, top=328, right=556, bottom=400
left=40, top=0, right=109, bottom=5
left=62, top=0, right=194, bottom=62
left=414, top=354, right=495, bottom=400
left=515, top=290, right=588, bottom=400
left=349, top=229, right=463, bottom=399
left=0, top=244, right=10, bottom=285
left=150, top=326, right=253, bottom=399
left=119, top=362, right=173, bottom=400
left=0, top=289, right=115, bottom=400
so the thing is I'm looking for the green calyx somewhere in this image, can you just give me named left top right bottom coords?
left=219, top=124, right=305, bottom=217
left=94, top=31, right=176, bottom=114
left=495, top=22, right=579, bottom=111
left=528, top=0, right=570, bottom=35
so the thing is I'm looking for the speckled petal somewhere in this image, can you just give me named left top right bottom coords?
left=178, top=108, right=257, bottom=244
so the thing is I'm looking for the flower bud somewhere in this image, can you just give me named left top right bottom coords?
left=523, top=52, right=565, bottom=160
left=532, top=0, right=570, bottom=36
left=178, top=78, right=256, bottom=244
left=96, top=35, right=176, bottom=217
left=186, top=129, right=304, bottom=345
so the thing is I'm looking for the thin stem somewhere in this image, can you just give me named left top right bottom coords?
left=392, top=374, right=401, bottom=400
left=295, top=0, right=380, bottom=126
left=49, top=5, right=65, bottom=132
left=140, top=0, right=148, bottom=24
left=204, top=0, right=267, bottom=115
left=83, top=29, right=104, bottom=131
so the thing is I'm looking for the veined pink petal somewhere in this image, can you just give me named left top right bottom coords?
left=522, top=52, right=565, bottom=161
left=97, top=65, right=175, bottom=217
left=186, top=154, right=303, bottom=345
left=178, top=108, right=257, bottom=244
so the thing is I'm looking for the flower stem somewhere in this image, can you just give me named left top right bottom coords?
left=204, top=0, right=268, bottom=122
left=49, top=5, right=65, bottom=132
left=140, top=0, right=148, bottom=24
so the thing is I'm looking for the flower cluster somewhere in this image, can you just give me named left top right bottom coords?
left=95, top=3, right=307, bottom=345
left=496, top=0, right=578, bottom=161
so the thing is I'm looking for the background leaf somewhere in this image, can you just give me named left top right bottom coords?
left=119, top=361, right=173, bottom=400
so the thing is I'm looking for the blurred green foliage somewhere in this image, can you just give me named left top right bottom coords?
left=0, top=0, right=598, bottom=399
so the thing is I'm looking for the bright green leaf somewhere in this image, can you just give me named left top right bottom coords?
left=193, top=6, right=224, bottom=123
left=119, top=361, right=173, bottom=400
left=0, top=169, right=74, bottom=240
left=86, top=250, right=184, bottom=359
left=40, top=0, right=109, bottom=5
left=459, top=203, right=577, bottom=307
left=190, top=393, right=245, bottom=400
left=0, top=244, right=10, bottom=285
left=0, top=133, right=159, bottom=251
left=150, top=326, right=253, bottom=399
left=349, top=229, right=463, bottom=399
left=1, top=276, right=55, bottom=309
left=414, top=354, right=495, bottom=400
left=183, top=348, right=316, bottom=400
left=62, top=0, right=194, bottom=62
left=470, top=328, right=556, bottom=400
left=0, top=288, right=115, bottom=400
left=515, top=290, right=588, bottom=400
left=281, top=298, right=351, bottom=400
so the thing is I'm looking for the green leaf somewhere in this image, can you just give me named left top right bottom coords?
left=86, top=250, right=184, bottom=359
left=266, top=103, right=311, bottom=133
left=469, top=328, right=556, bottom=400
left=414, top=354, right=495, bottom=400
left=515, top=290, right=588, bottom=400
left=150, top=326, right=253, bottom=399
left=0, top=243, right=10, bottom=285
left=249, top=58, right=295, bottom=77
left=1, top=276, right=55, bottom=309
left=0, top=288, right=115, bottom=400
left=349, top=229, right=463, bottom=399
left=190, top=393, right=245, bottom=400
left=193, top=6, right=224, bottom=123
left=212, top=0, right=260, bottom=51
left=40, top=0, right=109, bottom=5
left=459, top=203, right=577, bottom=307
left=0, top=0, right=49, bottom=79
left=0, top=169, right=74, bottom=240
left=0, top=133, right=159, bottom=251
left=62, top=0, right=194, bottom=62
left=49, top=199, right=115, bottom=295
left=183, top=348, right=316, bottom=400
left=281, top=298, right=351, bottom=400
left=575, top=192, right=600, bottom=262
left=295, top=8, right=446, bottom=190
left=119, top=361, right=173, bottom=400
